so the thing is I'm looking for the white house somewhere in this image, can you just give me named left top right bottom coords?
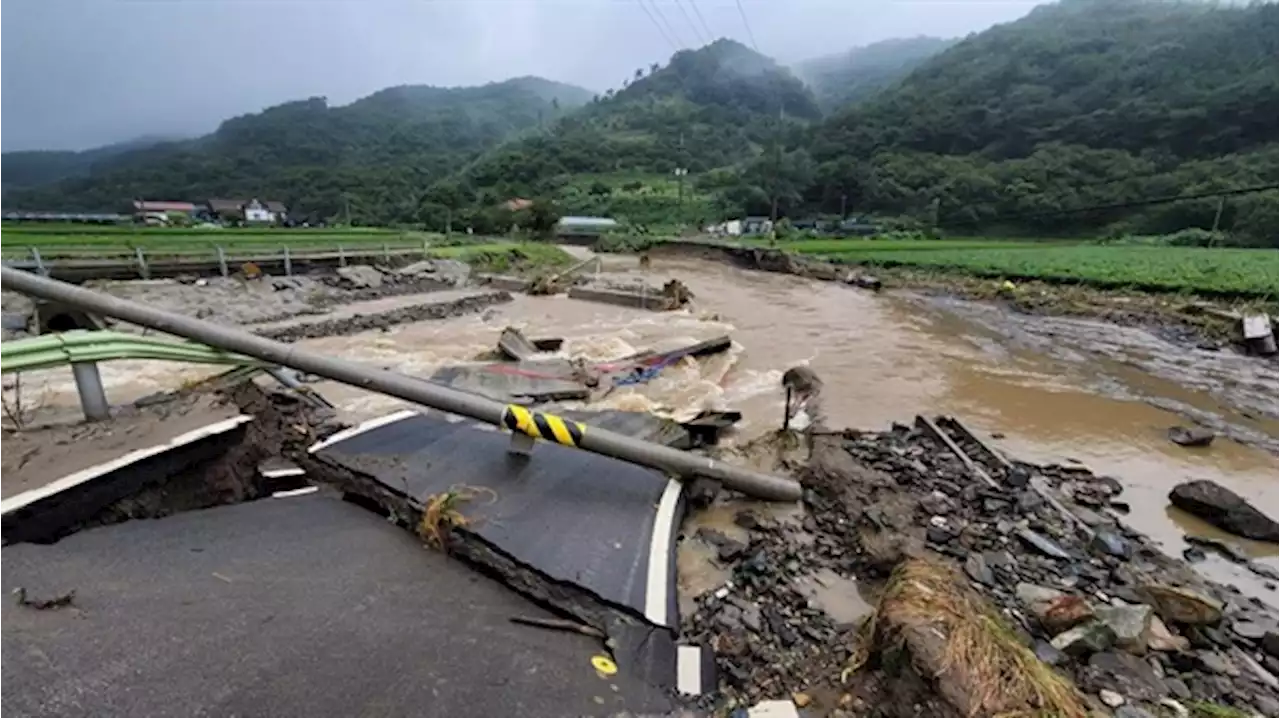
left=244, top=199, right=273, bottom=223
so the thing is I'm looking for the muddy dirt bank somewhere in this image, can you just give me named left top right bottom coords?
left=644, top=241, right=1275, bottom=355
left=680, top=425, right=1279, bottom=717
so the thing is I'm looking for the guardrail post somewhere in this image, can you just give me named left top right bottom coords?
left=338, top=245, right=346, bottom=267
left=30, top=248, right=48, bottom=277
left=71, top=362, right=110, bottom=421
left=382, top=242, right=390, bottom=263
left=216, top=246, right=229, bottom=277
left=282, top=246, right=293, bottom=276
left=135, top=247, right=150, bottom=279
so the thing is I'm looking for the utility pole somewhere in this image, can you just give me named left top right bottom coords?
left=446, top=206, right=453, bottom=238
left=1210, top=195, right=1226, bottom=235
left=769, top=105, right=783, bottom=239
left=840, top=193, right=847, bottom=220
left=342, top=194, right=352, bottom=227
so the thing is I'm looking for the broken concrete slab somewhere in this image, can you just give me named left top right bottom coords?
left=568, top=286, right=672, bottom=311
left=3, top=495, right=676, bottom=717
left=430, top=360, right=592, bottom=403
left=1, top=408, right=254, bottom=544
left=496, top=327, right=563, bottom=361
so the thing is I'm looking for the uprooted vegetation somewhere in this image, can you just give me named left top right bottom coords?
left=851, top=558, right=1086, bottom=717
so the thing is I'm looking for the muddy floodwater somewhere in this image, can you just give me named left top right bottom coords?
left=16, top=252, right=1278, bottom=605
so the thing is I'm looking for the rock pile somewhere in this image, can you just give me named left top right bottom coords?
left=681, top=422, right=1279, bottom=717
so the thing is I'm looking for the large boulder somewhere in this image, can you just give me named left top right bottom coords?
left=335, top=265, right=384, bottom=289
left=1016, top=583, right=1095, bottom=634
left=1169, top=480, right=1278, bottom=541
left=1138, top=583, right=1223, bottom=626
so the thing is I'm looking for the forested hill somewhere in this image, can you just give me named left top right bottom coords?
left=805, top=0, right=1279, bottom=243
left=417, top=39, right=820, bottom=227
left=794, top=37, right=957, bottom=110
left=2, top=77, right=594, bottom=221
left=2, top=136, right=180, bottom=190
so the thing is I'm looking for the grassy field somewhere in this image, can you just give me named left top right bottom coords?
left=777, top=238, right=1278, bottom=298
left=1, top=226, right=457, bottom=259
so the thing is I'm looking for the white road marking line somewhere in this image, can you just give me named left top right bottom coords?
left=307, top=409, right=419, bottom=453
left=272, top=486, right=319, bottom=498
left=676, top=645, right=704, bottom=695
left=748, top=700, right=800, bottom=718
left=1, top=415, right=254, bottom=516
left=260, top=466, right=306, bottom=479
left=643, top=477, right=683, bottom=627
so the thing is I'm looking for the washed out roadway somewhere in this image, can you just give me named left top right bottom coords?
left=2, top=494, right=674, bottom=717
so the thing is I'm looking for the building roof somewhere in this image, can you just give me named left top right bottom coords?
left=264, top=201, right=288, bottom=213
left=207, top=199, right=245, bottom=213
left=134, top=200, right=197, bottom=213
left=557, top=216, right=618, bottom=227
left=503, top=198, right=534, bottom=211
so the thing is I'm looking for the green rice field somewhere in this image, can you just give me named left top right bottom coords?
left=769, top=238, right=1278, bottom=298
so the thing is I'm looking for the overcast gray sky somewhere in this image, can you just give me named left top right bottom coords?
left=2, top=0, right=1039, bottom=151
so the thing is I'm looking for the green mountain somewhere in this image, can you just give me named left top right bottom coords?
left=421, top=39, right=822, bottom=228
left=805, top=0, right=1278, bottom=244
left=3, top=77, right=594, bottom=222
left=2, top=135, right=181, bottom=190
left=794, top=36, right=957, bottom=110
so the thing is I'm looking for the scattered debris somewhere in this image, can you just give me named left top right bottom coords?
left=13, top=587, right=76, bottom=610
left=1169, top=425, right=1215, bottom=447
left=509, top=615, right=606, bottom=640
left=417, top=485, right=496, bottom=550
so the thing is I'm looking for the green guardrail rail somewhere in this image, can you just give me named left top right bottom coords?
left=1, top=330, right=264, bottom=374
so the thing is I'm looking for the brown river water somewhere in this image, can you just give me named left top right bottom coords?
left=15, top=252, right=1278, bottom=607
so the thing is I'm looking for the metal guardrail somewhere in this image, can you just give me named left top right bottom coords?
left=5, top=241, right=438, bottom=280
left=1, top=330, right=267, bottom=421
left=1, top=330, right=262, bottom=374
left=0, top=266, right=804, bottom=501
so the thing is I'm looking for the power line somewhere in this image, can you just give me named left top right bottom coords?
left=686, top=0, right=717, bottom=41
left=733, top=0, right=760, bottom=51
left=673, top=0, right=708, bottom=45
left=647, top=0, right=688, bottom=49
left=635, top=0, right=680, bottom=52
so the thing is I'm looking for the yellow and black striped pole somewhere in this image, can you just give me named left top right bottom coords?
left=501, top=405, right=584, bottom=448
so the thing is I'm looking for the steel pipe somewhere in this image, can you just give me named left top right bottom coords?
left=0, top=267, right=802, bottom=501
left=71, top=361, right=110, bottom=421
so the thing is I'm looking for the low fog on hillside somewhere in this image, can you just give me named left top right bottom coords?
left=2, top=0, right=1037, bottom=152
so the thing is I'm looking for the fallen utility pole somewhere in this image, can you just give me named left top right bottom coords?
left=0, top=267, right=802, bottom=502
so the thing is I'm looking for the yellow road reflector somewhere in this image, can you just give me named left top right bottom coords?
left=591, top=655, right=617, bottom=676
left=502, top=404, right=585, bottom=447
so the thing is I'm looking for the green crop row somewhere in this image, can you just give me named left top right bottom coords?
left=817, top=245, right=1279, bottom=298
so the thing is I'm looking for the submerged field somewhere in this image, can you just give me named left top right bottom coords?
left=775, top=238, right=1279, bottom=299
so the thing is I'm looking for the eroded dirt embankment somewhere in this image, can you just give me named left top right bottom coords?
left=645, top=241, right=1273, bottom=354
